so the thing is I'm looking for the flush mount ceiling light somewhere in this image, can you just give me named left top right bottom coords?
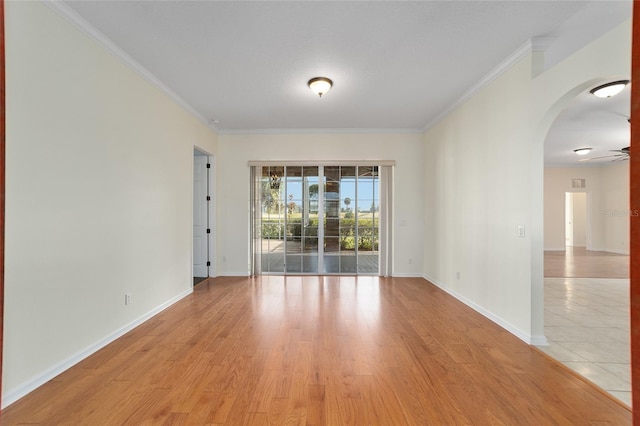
left=589, top=80, right=630, bottom=98
left=308, top=77, right=333, bottom=97
left=574, top=148, right=592, bottom=156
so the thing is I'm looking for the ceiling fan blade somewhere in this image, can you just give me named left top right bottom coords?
left=612, top=157, right=630, bottom=162
left=578, top=154, right=622, bottom=161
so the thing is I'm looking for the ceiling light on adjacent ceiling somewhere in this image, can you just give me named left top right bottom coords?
left=573, top=148, right=592, bottom=156
left=308, top=77, right=333, bottom=97
left=589, top=80, right=630, bottom=98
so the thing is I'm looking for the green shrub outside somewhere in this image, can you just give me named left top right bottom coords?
left=262, top=216, right=378, bottom=251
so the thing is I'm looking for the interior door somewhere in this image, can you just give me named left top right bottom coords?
left=193, top=153, right=208, bottom=277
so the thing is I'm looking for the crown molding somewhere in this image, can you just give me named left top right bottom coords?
left=42, top=1, right=216, bottom=132
left=218, top=127, right=424, bottom=136
left=422, top=39, right=534, bottom=133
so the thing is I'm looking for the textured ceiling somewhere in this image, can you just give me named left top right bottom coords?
left=60, top=1, right=632, bottom=165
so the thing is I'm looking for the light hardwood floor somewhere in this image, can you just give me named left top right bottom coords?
left=544, top=247, right=629, bottom=278
left=1, top=276, right=631, bottom=424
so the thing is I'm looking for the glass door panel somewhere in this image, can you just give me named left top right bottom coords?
left=323, top=166, right=340, bottom=273
left=357, top=166, right=379, bottom=273
left=285, top=166, right=310, bottom=273
left=339, top=166, right=357, bottom=273
left=261, top=166, right=285, bottom=273
left=302, top=167, right=320, bottom=272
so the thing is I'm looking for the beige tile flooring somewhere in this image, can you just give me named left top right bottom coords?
left=537, top=277, right=630, bottom=406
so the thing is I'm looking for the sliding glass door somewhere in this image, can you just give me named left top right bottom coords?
left=252, top=164, right=386, bottom=276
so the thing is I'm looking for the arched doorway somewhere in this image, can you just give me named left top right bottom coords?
left=538, top=79, right=631, bottom=405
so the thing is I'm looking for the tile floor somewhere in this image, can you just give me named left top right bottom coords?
left=537, top=277, right=630, bottom=406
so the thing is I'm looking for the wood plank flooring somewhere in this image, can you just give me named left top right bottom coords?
left=1, top=276, right=631, bottom=424
left=545, top=247, right=629, bottom=278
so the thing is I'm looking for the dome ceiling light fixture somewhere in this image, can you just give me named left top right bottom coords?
left=308, top=77, right=333, bottom=98
left=573, top=148, right=592, bottom=156
left=589, top=80, right=630, bottom=98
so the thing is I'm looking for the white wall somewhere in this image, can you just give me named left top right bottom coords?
left=423, top=55, right=536, bottom=343
left=4, top=2, right=217, bottom=405
left=217, top=133, right=424, bottom=276
left=423, top=19, right=631, bottom=344
left=544, top=163, right=629, bottom=253
left=602, top=162, right=630, bottom=254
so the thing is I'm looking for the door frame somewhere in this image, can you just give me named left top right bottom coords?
left=629, top=1, right=640, bottom=415
left=1, top=0, right=6, bottom=408
left=564, top=191, right=589, bottom=249
left=193, top=148, right=216, bottom=282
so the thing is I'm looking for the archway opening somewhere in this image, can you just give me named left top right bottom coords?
left=539, top=79, right=631, bottom=406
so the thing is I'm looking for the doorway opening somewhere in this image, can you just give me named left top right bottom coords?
left=193, top=148, right=214, bottom=285
left=540, top=81, right=631, bottom=405
left=565, top=192, right=587, bottom=248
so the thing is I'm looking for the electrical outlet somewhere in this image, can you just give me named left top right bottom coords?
left=408, top=258, right=412, bottom=264
left=456, top=272, right=460, bottom=280
left=125, top=294, right=132, bottom=305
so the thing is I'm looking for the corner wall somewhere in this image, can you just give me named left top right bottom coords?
left=423, top=19, right=631, bottom=343
left=602, top=162, right=631, bottom=254
left=423, top=54, right=536, bottom=342
left=4, top=2, right=217, bottom=405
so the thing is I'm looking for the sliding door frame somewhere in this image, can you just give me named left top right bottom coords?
left=249, top=161, right=395, bottom=276
left=0, top=0, right=5, bottom=406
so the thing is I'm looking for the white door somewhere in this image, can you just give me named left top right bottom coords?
left=571, top=192, right=587, bottom=247
left=565, top=192, right=573, bottom=246
left=193, top=153, right=208, bottom=277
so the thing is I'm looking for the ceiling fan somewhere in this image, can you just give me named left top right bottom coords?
left=579, top=146, right=630, bottom=162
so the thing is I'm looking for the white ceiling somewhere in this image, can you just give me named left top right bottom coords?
left=60, top=1, right=632, bottom=165
left=545, top=83, right=631, bottom=167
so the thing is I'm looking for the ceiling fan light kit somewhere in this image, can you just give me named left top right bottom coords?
left=578, top=146, right=630, bottom=162
left=573, top=148, right=592, bottom=155
left=308, top=77, right=333, bottom=98
left=589, top=80, right=630, bottom=98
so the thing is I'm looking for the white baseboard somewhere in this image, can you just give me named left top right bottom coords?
left=422, top=274, right=544, bottom=346
left=391, top=272, right=423, bottom=278
left=215, top=271, right=250, bottom=277
left=544, top=247, right=629, bottom=256
left=2, top=288, right=193, bottom=408
left=530, top=335, right=549, bottom=346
